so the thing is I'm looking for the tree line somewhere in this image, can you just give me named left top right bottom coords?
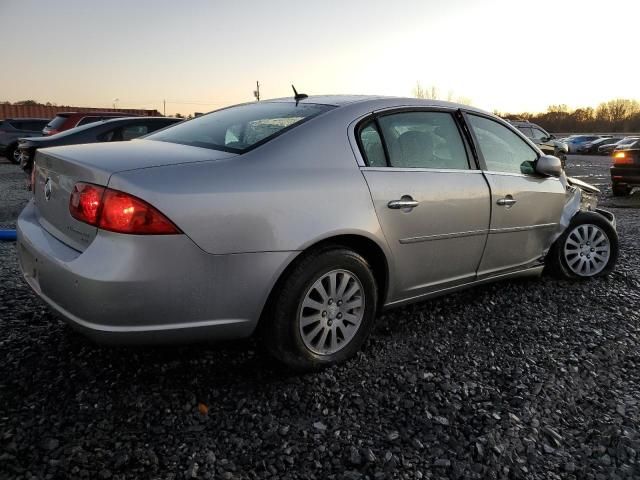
left=497, top=99, right=640, bottom=133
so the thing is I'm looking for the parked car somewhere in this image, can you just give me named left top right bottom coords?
left=563, top=135, right=607, bottom=153
left=42, top=111, right=139, bottom=136
left=507, top=120, right=568, bottom=165
left=19, top=117, right=182, bottom=173
left=17, top=96, right=618, bottom=370
left=577, top=137, right=622, bottom=154
left=610, top=139, right=640, bottom=196
left=0, top=118, right=49, bottom=164
left=599, top=137, right=639, bottom=155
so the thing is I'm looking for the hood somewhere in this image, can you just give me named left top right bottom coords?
left=566, top=176, right=600, bottom=194
left=38, top=139, right=237, bottom=178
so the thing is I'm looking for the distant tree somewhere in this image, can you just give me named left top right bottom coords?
left=14, top=100, right=39, bottom=105
left=175, top=113, right=184, bottom=118
left=412, top=81, right=439, bottom=100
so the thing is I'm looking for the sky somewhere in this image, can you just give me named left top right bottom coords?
left=2, top=0, right=638, bottom=116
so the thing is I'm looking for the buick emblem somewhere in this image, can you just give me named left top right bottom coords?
left=44, top=178, right=52, bottom=201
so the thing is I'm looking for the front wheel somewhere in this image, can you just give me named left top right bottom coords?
left=263, top=247, right=378, bottom=370
left=612, top=183, right=630, bottom=197
left=547, top=212, right=618, bottom=279
left=6, top=144, right=20, bottom=164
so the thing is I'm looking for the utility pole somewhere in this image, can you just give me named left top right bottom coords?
left=253, top=81, right=260, bottom=102
left=163, top=99, right=166, bottom=116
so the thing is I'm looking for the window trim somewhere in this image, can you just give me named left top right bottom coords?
left=355, top=107, right=476, bottom=171
left=460, top=110, right=541, bottom=173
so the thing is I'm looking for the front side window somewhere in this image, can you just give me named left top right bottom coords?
left=146, top=102, right=334, bottom=153
left=121, top=124, right=149, bottom=141
left=77, top=116, right=102, bottom=127
left=518, top=126, right=533, bottom=138
left=375, top=111, right=469, bottom=169
left=532, top=128, right=549, bottom=141
left=468, top=115, right=538, bottom=174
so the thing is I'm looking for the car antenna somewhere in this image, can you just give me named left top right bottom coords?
left=292, top=85, right=308, bottom=105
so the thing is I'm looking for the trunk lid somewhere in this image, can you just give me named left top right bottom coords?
left=33, top=140, right=235, bottom=251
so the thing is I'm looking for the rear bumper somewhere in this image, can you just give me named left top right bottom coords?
left=17, top=200, right=295, bottom=344
left=610, top=166, right=640, bottom=187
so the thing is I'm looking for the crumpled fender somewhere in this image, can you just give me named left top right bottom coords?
left=545, top=174, right=615, bottom=252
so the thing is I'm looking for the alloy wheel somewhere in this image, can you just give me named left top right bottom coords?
left=563, top=223, right=610, bottom=277
left=298, top=269, right=365, bottom=355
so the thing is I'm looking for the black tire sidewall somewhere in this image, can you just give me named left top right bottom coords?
left=553, top=212, right=618, bottom=279
left=268, top=248, right=378, bottom=370
left=6, top=144, right=19, bottom=164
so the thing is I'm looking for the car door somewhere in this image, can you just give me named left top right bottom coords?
left=464, top=113, right=566, bottom=278
left=357, top=109, right=491, bottom=302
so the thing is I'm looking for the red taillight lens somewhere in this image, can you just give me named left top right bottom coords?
left=613, top=151, right=633, bottom=165
left=69, top=182, right=180, bottom=235
left=99, top=189, right=180, bottom=234
left=69, top=183, right=105, bottom=225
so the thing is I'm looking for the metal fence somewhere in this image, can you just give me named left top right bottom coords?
left=0, top=104, right=161, bottom=120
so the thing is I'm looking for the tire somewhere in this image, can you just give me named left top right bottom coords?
left=6, top=144, right=19, bottom=164
left=612, top=183, right=630, bottom=197
left=547, top=211, right=618, bottom=279
left=19, top=152, right=32, bottom=173
left=262, top=247, right=378, bottom=370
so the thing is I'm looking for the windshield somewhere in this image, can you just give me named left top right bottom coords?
left=146, top=102, right=334, bottom=153
left=45, top=115, right=69, bottom=129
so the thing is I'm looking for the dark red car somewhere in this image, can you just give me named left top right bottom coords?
left=610, top=140, right=640, bottom=196
left=42, top=112, right=139, bottom=136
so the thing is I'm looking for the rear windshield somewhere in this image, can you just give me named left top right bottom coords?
left=146, top=102, right=334, bottom=153
left=45, top=115, right=69, bottom=129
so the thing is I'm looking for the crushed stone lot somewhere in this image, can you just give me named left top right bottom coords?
left=1, top=155, right=639, bottom=479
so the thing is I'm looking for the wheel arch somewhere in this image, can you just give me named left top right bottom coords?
left=256, top=233, right=391, bottom=333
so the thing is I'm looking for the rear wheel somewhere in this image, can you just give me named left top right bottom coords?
left=612, top=183, right=630, bottom=197
left=547, top=212, right=618, bottom=279
left=263, top=247, right=378, bottom=370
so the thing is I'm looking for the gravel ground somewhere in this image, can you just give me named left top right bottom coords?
left=1, top=155, right=639, bottom=480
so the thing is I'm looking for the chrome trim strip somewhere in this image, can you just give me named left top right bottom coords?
left=399, top=229, right=489, bottom=244
left=398, top=222, right=558, bottom=244
left=361, top=167, right=481, bottom=174
left=489, top=223, right=557, bottom=234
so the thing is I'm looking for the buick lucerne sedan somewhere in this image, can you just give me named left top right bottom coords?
left=17, top=95, right=618, bottom=369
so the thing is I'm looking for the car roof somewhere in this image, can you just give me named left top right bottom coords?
left=265, top=94, right=492, bottom=116
left=2, top=117, right=49, bottom=121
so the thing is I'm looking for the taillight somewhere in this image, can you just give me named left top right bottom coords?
left=613, top=151, right=634, bottom=165
left=69, top=183, right=105, bottom=225
left=69, top=182, right=180, bottom=235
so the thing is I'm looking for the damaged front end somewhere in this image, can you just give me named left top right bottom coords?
left=549, top=174, right=617, bottom=249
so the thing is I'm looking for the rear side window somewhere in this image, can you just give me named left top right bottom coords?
left=375, top=111, right=469, bottom=169
left=146, top=102, right=334, bottom=153
left=8, top=121, right=23, bottom=130
left=359, top=122, right=386, bottom=167
left=468, top=115, right=538, bottom=174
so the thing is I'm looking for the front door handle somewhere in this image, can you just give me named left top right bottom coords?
left=497, top=196, right=517, bottom=207
left=388, top=196, right=419, bottom=210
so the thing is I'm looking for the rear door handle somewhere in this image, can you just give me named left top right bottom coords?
left=388, top=196, right=419, bottom=210
left=497, top=196, right=517, bottom=207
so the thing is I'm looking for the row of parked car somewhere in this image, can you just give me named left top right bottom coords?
left=563, top=135, right=640, bottom=155
left=0, top=111, right=181, bottom=171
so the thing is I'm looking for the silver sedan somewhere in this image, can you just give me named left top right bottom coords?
left=17, top=95, right=619, bottom=369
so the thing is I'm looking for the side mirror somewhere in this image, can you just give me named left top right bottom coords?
left=548, top=134, right=556, bottom=140
left=535, top=155, right=562, bottom=177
